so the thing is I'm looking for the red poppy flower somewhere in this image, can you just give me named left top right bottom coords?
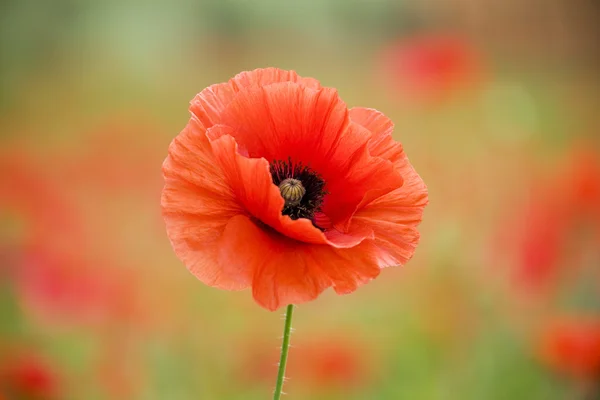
left=380, top=35, right=484, bottom=104
left=564, top=146, right=600, bottom=218
left=0, top=352, right=59, bottom=399
left=538, top=315, right=600, bottom=380
left=511, top=190, right=571, bottom=291
left=0, top=147, right=147, bottom=328
left=162, top=68, right=428, bottom=311
left=503, top=145, right=600, bottom=294
left=0, top=150, right=81, bottom=253
left=16, top=246, right=143, bottom=327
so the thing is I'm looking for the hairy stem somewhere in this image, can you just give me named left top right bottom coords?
left=273, top=304, right=294, bottom=400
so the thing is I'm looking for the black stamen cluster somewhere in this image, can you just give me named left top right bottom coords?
left=270, top=158, right=327, bottom=223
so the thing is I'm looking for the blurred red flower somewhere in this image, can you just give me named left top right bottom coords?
left=0, top=352, right=60, bottom=400
left=0, top=149, right=85, bottom=302
left=564, top=147, right=600, bottom=219
left=502, top=145, right=600, bottom=295
left=538, top=315, right=600, bottom=380
left=162, top=68, right=428, bottom=311
left=0, top=150, right=82, bottom=257
left=379, top=34, right=485, bottom=104
left=15, top=245, right=144, bottom=327
left=287, top=337, right=372, bottom=388
left=240, top=335, right=373, bottom=391
left=0, top=146, right=147, bottom=328
left=511, top=188, right=571, bottom=292
left=60, top=118, right=165, bottom=196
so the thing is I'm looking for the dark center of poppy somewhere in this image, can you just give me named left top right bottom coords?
left=270, top=158, right=327, bottom=223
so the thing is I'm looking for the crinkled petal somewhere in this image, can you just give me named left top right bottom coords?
left=218, top=82, right=403, bottom=226
left=319, top=241, right=382, bottom=295
left=161, top=117, right=246, bottom=290
left=215, top=215, right=261, bottom=288
left=220, top=215, right=382, bottom=310
left=207, top=127, right=374, bottom=248
left=349, top=107, right=404, bottom=167
left=351, top=186, right=427, bottom=268
left=217, top=82, right=349, bottom=164
left=208, top=129, right=326, bottom=244
left=324, top=222, right=374, bottom=248
left=190, top=68, right=320, bottom=130
left=230, top=68, right=321, bottom=90
left=352, top=217, right=422, bottom=268
left=219, top=215, right=331, bottom=311
left=347, top=107, right=428, bottom=267
left=321, top=122, right=404, bottom=228
left=352, top=152, right=427, bottom=265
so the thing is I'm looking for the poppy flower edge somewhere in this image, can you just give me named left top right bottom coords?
left=162, top=68, right=428, bottom=310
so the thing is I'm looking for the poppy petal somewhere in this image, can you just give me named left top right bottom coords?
left=255, top=237, right=382, bottom=309
left=352, top=146, right=428, bottom=267
left=354, top=218, right=421, bottom=267
left=347, top=107, right=428, bottom=266
left=231, top=68, right=321, bottom=90
left=218, top=214, right=331, bottom=311
left=321, top=122, right=404, bottom=228
left=316, top=241, right=382, bottom=295
left=207, top=129, right=326, bottom=245
left=223, top=215, right=381, bottom=310
left=216, top=215, right=261, bottom=288
left=190, top=68, right=320, bottom=130
left=218, top=82, right=403, bottom=226
left=324, top=222, right=374, bottom=248
left=207, top=127, right=374, bottom=248
left=162, top=117, right=246, bottom=290
left=349, top=107, right=404, bottom=167
left=217, top=82, right=349, bottom=164
left=220, top=218, right=380, bottom=299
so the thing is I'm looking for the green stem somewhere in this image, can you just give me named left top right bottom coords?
left=273, top=304, right=294, bottom=400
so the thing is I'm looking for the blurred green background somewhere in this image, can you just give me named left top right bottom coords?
left=1, top=0, right=599, bottom=399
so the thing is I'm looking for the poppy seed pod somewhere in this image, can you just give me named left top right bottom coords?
left=279, top=178, right=305, bottom=206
